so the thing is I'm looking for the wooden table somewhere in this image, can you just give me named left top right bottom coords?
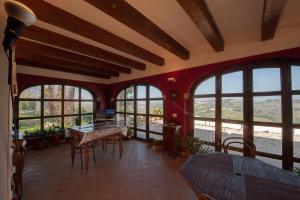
left=69, top=124, right=126, bottom=171
left=180, top=152, right=300, bottom=200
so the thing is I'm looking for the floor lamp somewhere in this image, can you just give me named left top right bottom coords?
left=2, top=1, right=36, bottom=199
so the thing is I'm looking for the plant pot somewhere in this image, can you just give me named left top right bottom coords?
left=51, top=134, right=61, bottom=144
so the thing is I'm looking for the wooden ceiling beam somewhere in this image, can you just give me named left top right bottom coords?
left=177, top=0, right=224, bottom=52
left=22, top=26, right=146, bottom=70
left=16, top=58, right=111, bottom=79
left=261, top=0, right=287, bottom=41
left=18, top=0, right=164, bottom=65
left=16, top=50, right=119, bottom=77
left=16, top=39, right=130, bottom=74
left=84, top=0, right=189, bottom=60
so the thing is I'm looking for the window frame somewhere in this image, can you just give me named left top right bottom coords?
left=192, top=59, right=300, bottom=170
left=17, top=84, right=96, bottom=131
left=115, top=84, right=164, bottom=140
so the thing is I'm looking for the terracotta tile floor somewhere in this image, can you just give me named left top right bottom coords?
left=22, top=140, right=197, bottom=200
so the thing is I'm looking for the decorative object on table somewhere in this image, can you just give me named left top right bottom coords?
left=170, top=91, right=178, bottom=99
left=222, top=136, right=256, bottom=158
left=180, top=153, right=300, bottom=200
left=163, top=123, right=182, bottom=157
left=184, top=136, right=212, bottom=154
left=75, top=116, right=80, bottom=126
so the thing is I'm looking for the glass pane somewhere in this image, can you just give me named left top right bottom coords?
left=253, top=68, right=281, bottom=92
left=222, top=71, right=243, bottom=93
left=149, top=100, right=163, bottom=115
left=149, top=116, right=163, bottom=133
left=81, top=89, right=93, bottom=100
left=19, top=101, right=40, bottom=118
left=137, top=131, right=146, bottom=139
left=150, top=133, right=163, bottom=141
left=136, top=115, right=146, bottom=130
left=19, top=119, right=41, bottom=133
left=150, top=86, right=163, bottom=98
left=194, top=77, right=215, bottom=95
left=137, top=86, right=146, bottom=99
left=293, top=95, right=300, bottom=124
left=64, top=86, right=79, bottom=99
left=253, top=96, right=281, bottom=123
left=137, top=101, right=146, bottom=114
left=44, top=117, right=61, bottom=130
left=64, top=101, right=79, bottom=115
left=126, top=114, right=134, bottom=127
left=222, top=97, right=243, bottom=120
left=116, top=101, right=125, bottom=112
left=117, top=89, right=125, bottom=99
left=116, top=113, right=125, bottom=124
left=194, top=120, right=215, bottom=143
left=222, top=123, right=243, bottom=151
left=292, top=66, right=300, bottom=90
left=254, top=125, right=282, bottom=155
left=44, top=85, right=62, bottom=99
left=64, top=116, right=78, bottom=128
left=194, top=98, right=215, bottom=118
left=44, top=101, right=61, bottom=116
left=81, top=102, right=93, bottom=114
left=126, top=86, right=134, bottom=99
left=294, top=129, right=300, bottom=159
left=20, top=86, right=41, bottom=99
left=126, top=101, right=134, bottom=113
left=81, top=115, right=93, bottom=125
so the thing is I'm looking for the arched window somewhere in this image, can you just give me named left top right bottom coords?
left=116, top=84, right=164, bottom=140
left=18, top=85, right=95, bottom=133
left=193, top=62, right=300, bottom=169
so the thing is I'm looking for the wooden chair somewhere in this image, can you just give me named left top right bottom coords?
left=70, top=130, right=96, bottom=170
left=103, top=120, right=124, bottom=159
left=222, top=137, right=256, bottom=158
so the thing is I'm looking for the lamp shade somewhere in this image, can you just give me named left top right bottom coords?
left=4, top=0, right=36, bottom=26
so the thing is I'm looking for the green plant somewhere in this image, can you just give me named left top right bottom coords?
left=185, top=136, right=212, bottom=154
left=294, top=167, right=300, bottom=176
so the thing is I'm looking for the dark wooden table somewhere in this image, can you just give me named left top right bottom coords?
left=180, top=152, right=300, bottom=200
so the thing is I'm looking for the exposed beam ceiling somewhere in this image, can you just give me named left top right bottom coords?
left=18, top=0, right=164, bottom=66
left=22, top=26, right=145, bottom=70
left=261, top=0, right=287, bottom=41
left=16, top=57, right=111, bottom=79
left=16, top=39, right=130, bottom=74
left=177, top=0, right=224, bottom=52
left=84, top=0, right=189, bottom=60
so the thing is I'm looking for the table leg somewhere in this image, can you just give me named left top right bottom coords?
left=84, top=143, right=89, bottom=171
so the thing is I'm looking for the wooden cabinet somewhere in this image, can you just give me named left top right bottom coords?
left=163, top=124, right=182, bottom=158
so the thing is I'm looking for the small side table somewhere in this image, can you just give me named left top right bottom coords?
left=163, top=124, right=182, bottom=158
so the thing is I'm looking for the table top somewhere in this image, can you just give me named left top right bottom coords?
left=69, top=124, right=126, bottom=145
left=180, top=152, right=300, bottom=200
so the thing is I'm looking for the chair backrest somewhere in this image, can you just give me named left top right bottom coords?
left=222, top=137, right=256, bottom=158
left=69, top=129, right=83, bottom=145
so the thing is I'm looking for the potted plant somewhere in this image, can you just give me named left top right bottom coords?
left=294, top=167, right=300, bottom=176
left=44, top=122, right=62, bottom=144
left=124, top=127, right=134, bottom=140
left=23, top=130, right=48, bottom=150
left=184, top=136, right=212, bottom=155
left=75, top=116, right=80, bottom=126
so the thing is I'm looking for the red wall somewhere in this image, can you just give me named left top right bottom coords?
left=108, top=47, right=300, bottom=136
left=17, top=47, right=300, bottom=136
left=17, top=74, right=109, bottom=111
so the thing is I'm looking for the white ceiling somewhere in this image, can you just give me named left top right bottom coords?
left=13, top=0, right=300, bottom=83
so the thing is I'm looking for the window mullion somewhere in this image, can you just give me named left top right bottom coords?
left=281, top=65, right=293, bottom=170
left=41, top=84, right=44, bottom=132
left=215, top=75, right=222, bottom=151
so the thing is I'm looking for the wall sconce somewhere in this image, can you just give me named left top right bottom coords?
left=110, top=98, right=114, bottom=102
left=172, top=113, right=178, bottom=118
left=167, top=77, right=176, bottom=83
left=184, top=93, right=189, bottom=99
